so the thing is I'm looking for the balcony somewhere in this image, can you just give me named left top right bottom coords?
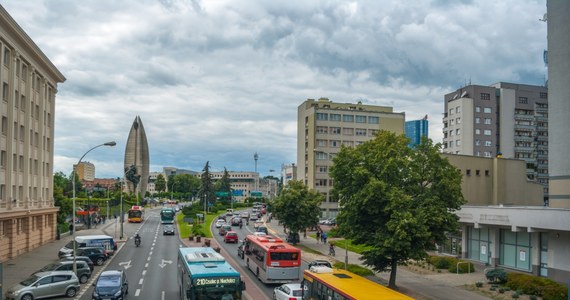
left=537, top=135, right=548, bottom=142
left=514, top=135, right=533, bottom=142
left=514, top=114, right=534, bottom=122
left=514, top=124, right=535, bottom=131
left=514, top=146, right=534, bottom=153
left=535, top=106, right=548, bottom=113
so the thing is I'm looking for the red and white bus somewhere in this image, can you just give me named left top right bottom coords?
left=243, top=234, right=301, bottom=284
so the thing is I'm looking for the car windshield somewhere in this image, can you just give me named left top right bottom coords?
left=39, top=263, right=59, bottom=271
left=20, top=275, right=40, bottom=286
left=97, top=275, right=121, bottom=287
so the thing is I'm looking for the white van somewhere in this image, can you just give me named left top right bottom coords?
left=58, top=235, right=117, bottom=258
left=226, top=208, right=234, bottom=216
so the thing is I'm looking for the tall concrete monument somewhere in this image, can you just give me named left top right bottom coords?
left=124, top=116, right=150, bottom=197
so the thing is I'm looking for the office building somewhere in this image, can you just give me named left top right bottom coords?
left=405, top=117, right=428, bottom=147
left=74, top=161, right=95, bottom=181
left=0, top=5, right=66, bottom=261
left=281, top=163, right=297, bottom=186
left=442, top=83, right=549, bottom=199
left=297, top=98, right=405, bottom=218
left=547, top=0, right=570, bottom=209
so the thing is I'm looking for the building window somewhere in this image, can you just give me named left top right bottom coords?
left=484, top=152, right=491, bottom=157
left=475, top=106, right=481, bottom=113
left=330, top=114, right=341, bottom=121
left=456, top=117, right=461, bottom=124
left=316, top=113, right=328, bottom=121
left=475, top=117, right=480, bottom=124
left=449, top=108, right=453, bottom=115
left=330, top=127, right=341, bottom=134
left=342, top=115, right=354, bottom=122
left=540, top=92, right=548, bottom=99
left=518, top=97, right=528, bottom=104
left=484, top=107, right=492, bottom=113
left=355, top=128, right=366, bottom=136
left=355, top=115, right=366, bottom=123
left=0, top=150, right=5, bottom=168
left=317, top=166, right=328, bottom=173
left=450, top=119, right=454, bottom=125
left=330, top=140, right=341, bottom=148
left=368, top=116, right=379, bottom=124
left=3, top=47, right=10, bottom=66
left=315, top=152, right=329, bottom=160
left=316, top=126, right=328, bottom=134
left=449, top=141, right=454, bottom=147
left=342, top=140, right=354, bottom=147
left=456, top=140, right=461, bottom=146
left=317, top=140, right=327, bottom=147
left=481, top=93, right=491, bottom=100
left=2, top=83, right=8, bottom=101
left=456, top=107, right=461, bottom=113
left=449, top=130, right=453, bottom=137
left=484, top=118, right=492, bottom=125
left=475, top=139, right=480, bottom=146
left=466, top=169, right=471, bottom=176
left=342, top=128, right=354, bottom=135
left=1, top=116, right=6, bottom=135
left=475, top=129, right=481, bottom=135
left=485, top=140, right=492, bottom=147
left=484, top=129, right=492, bottom=136
left=456, top=128, right=461, bottom=135
left=368, top=129, right=378, bottom=136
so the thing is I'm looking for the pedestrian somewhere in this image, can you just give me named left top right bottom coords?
left=322, top=231, right=328, bottom=244
left=316, top=231, right=321, bottom=244
left=303, top=229, right=307, bottom=239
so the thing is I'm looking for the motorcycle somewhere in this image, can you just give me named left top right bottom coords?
left=135, top=236, right=141, bottom=247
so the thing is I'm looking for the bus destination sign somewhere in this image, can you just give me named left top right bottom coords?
left=195, top=277, right=237, bottom=286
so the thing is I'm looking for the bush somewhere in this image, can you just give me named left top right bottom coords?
left=486, top=268, right=508, bottom=283
left=448, top=261, right=474, bottom=273
left=540, top=284, right=568, bottom=300
left=476, top=282, right=483, bottom=288
left=505, top=272, right=568, bottom=300
left=428, top=255, right=456, bottom=269
left=512, top=292, right=520, bottom=299
left=529, top=295, right=537, bottom=300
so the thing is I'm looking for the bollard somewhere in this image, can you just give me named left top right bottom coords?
left=205, top=239, right=211, bottom=247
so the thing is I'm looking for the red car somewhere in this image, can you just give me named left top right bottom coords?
left=224, top=231, right=239, bottom=243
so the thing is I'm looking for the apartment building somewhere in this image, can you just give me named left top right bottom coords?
left=297, top=98, right=405, bottom=218
left=75, top=161, right=95, bottom=181
left=442, top=83, right=549, bottom=199
left=0, top=5, right=66, bottom=261
left=281, top=163, right=297, bottom=186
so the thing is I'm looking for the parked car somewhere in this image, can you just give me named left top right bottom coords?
left=34, top=261, right=91, bottom=284
left=92, top=270, right=129, bottom=300
left=224, top=231, right=239, bottom=243
left=219, top=225, right=232, bottom=236
left=4, top=271, right=80, bottom=300
left=273, top=283, right=304, bottom=300
left=59, top=255, right=95, bottom=271
left=307, top=260, right=332, bottom=269
left=163, top=224, right=175, bottom=235
left=215, top=219, right=226, bottom=228
left=64, top=247, right=108, bottom=266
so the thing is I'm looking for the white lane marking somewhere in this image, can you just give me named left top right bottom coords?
left=162, top=290, right=165, bottom=300
left=139, top=278, right=144, bottom=285
left=149, top=251, right=153, bottom=256
left=142, top=270, right=146, bottom=276
left=147, top=256, right=151, bottom=261
left=145, top=263, right=149, bottom=268
left=135, top=289, right=141, bottom=297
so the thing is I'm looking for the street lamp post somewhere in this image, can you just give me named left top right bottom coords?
left=72, top=141, right=116, bottom=274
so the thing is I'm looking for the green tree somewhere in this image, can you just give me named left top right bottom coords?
left=198, top=161, right=215, bottom=209
left=53, top=172, right=71, bottom=226
left=155, top=173, right=166, bottom=193
left=271, top=180, right=322, bottom=245
left=330, top=131, right=465, bottom=288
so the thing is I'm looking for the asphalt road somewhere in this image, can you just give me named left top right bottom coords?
left=75, top=207, right=181, bottom=300
left=212, top=209, right=309, bottom=300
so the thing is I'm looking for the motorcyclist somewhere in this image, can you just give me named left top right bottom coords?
left=239, top=219, right=243, bottom=229
left=134, top=233, right=141, bottom=246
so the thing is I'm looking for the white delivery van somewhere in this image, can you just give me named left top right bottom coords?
left=58, top=235, right=117, bottom=258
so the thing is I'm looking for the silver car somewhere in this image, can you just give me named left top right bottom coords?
left=5, top=270, right=80, bottom=300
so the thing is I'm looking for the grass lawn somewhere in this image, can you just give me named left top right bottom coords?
left=177, top=211, right=219, bottom=239
left=333, top=239, right=372, bottom=254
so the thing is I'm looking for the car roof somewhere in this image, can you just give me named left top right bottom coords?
left=279, top=283, right=303, bottom=289
left=100, top=270, right=123, bottom=276
left=34, top=270, right=77, bottom=277
left=226, top=231, right=237, bottom=234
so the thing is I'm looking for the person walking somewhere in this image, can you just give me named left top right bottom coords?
left=316, top=230, right=321, bottom=244
left=322, top=231, right=328, bottom=244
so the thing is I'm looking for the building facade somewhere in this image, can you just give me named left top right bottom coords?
left=281, top=163, right=297, bottom=187
left=405, top=118, right=428, bottom=147
left=297, top=98, right=405, bottom=218
left=75, top=161, right=95, bottom=181
left=123, top=116, right=149, bottom=196
left=547, top=0, right=570, bottom=209
left=442, top=83, right=549, bottom=200
left=0, top=5, right=65, bottom=261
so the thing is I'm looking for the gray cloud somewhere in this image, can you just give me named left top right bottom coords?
left=2, top=0, right=547, bottom=178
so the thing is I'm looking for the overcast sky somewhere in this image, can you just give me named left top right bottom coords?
left=2, top=0, right=547, bottom=178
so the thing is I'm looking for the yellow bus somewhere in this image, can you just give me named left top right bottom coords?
left=127, top=205, right=144, bottom=223
left=302, top=266, right=414, bottom=300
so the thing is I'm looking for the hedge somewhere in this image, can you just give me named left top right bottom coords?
left=505, top=273, right=568, bottom=300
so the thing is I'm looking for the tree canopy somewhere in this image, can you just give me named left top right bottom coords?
left=154, top=174, right=166, bottom=193
left=271, top=180, right=322, bottom=244
left=330, top=131, right=465, bottom=288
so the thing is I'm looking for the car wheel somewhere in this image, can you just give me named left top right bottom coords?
left=79, top=274, right=89, bottom=284
left=96, top=257, right=105, bottom=266
left=65, top=287, right=77, bottom=297
left=21, top=294, right=33, bottom=300
left=273, top=292, right=277, bottom=300
left=126, top=285, right=129, bottom=294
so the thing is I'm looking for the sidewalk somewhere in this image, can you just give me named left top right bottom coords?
left=264, top=218, right=491, bottom=300
left=1, top=218, right=125, bottom=297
